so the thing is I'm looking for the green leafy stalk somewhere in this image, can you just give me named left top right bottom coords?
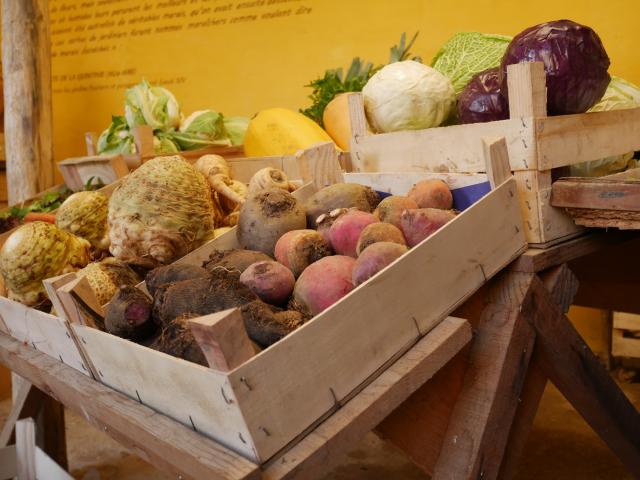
left=301, top=32, right=421, bottom=126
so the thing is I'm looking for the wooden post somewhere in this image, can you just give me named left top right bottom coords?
left=2, top=0, right=54, bottom=203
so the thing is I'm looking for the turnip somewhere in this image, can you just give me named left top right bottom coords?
left=240, top=261, right=295, bottom=305
left=304, top=183, right=380, bottom=228
left=315, top=208, right=349, bottom=246
left=104, top=286, right=156, bottom=341
left=356, top=223, right=406, bottom=256
left=408, top=179, right=453, bottom=210
left=204, top=249, right=273, bottom=274
left=274, top=229, right=331, bottom=277
left=329, top=210, right=378, bottom=258
left=375, top=196, right=419, bottom=229
left=145, top=264, right=209, bottom=297
left=352, top=242, right=408, bottom=286
left=237, top=188, right=307, bottom=256
left=290, top=255, right=355, bottom=316
left=400, top=208, right=456, bottom=247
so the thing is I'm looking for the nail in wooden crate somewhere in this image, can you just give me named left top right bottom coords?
left=348, top=61, right=640, bottom=248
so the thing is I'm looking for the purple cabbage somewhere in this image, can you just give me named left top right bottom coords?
left=500, top=19, right=610, bottom=115
left=458, top=67, right=509, bottom=124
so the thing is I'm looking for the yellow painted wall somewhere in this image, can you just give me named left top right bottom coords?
left=50, top=0, right=640, bottom=162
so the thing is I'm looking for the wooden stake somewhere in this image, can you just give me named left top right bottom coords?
left=189, top=309, right=257, bottom=371
left=2, top=0, right=54, bottom=203
left=483, top=137, right=512, bottom=189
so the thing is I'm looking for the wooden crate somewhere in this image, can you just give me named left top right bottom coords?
left=348, top=61, right=640, bottom=247
left=86, top=126, right=246, bottom=170
left=551, top=167, right=640, bottom=229
left=57, top=154, right=129, bottom=192
left=612, top=312, right=640, bottom=359
left=53, top=139, right=526, bottom=463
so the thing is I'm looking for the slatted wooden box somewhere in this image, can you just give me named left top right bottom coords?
left=348, top=61, right=640, bottom=247
left=54, top=141, right=526, bottom=464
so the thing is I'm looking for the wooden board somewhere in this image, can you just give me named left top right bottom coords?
left=0, top=297, right=88, bottom=375
left=551, top=176, right=640, bottom=211
left=348, top=93, right=535, bottom=174
left=262, top=316, right=472, bottom=480
left=613, top=312, right=640, bottom=331
left=0, top=332, right=260, bottom=480
left=228, top=178, right=526, bottom=462
left=612, top=330, right=640, bottom=359
left=536, top=107, right=640, bottom=170
left=72, top=324, right=259, bottom=461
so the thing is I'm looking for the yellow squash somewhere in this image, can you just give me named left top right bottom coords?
left=322, top=93, right=352, bottom=151
left=244, top=108, right=334, bottom=157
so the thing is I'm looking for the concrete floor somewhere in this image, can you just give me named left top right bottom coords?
left=2, top=381, right=638, bottom=479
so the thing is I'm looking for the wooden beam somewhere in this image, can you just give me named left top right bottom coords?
left=262, top=317, right=472, bottom=480
left=510, top=231, right=637, bottom=273
left=552, top=177, right=640, bottom=211
left=431, top=272, right=538, bottom=480
left=188, top=309, right=256, bottom=372
left=0, top=332, right=260, bottom=480
left=0, top=381, right=43, bottom=447
left=497, top=264, right=578, bottom=479
left=526, top=276, right=640, bottom=476
left=37, top=396, right=67, bottom=470
left=536, top=107, right=640, bottom=170
left=2, top=0, right=54, bottom=203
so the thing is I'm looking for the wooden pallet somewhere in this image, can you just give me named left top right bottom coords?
left=348, top=61, right=640, bottom=247
left=43, top=138, right=525, bottom=463
left=551, top=167, right=640, bottom=229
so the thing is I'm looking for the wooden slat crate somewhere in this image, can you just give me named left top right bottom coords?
left=57, top=154, right=129, bottom=192
left=348, top=61, right=640, bottom=247
left=51, top=139, right=526, bottom=463
left=612, top=312, right=640, bottom=359
left=551, top=167, right=640, bottom=229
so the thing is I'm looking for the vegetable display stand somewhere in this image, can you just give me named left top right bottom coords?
left=2, top=231, right=640, bottom=479
left=48, top=139, right=525, bottom=464
left=551, top=167, right=640, bottom=229
left=348, top=61, right=640, bottom=247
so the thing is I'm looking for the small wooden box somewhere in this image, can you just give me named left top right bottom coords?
left=612, top=312, right=640, bottom=360
left=348, top=62, right=640, bottom=247
left=58, top=144, right=525, bottom=464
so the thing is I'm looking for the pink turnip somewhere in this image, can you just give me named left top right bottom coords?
left=400, top=208, right=456, bottom=247
left=408, top=180, right=453, bottom=210
left=375, top=195, right=419, bottom=229
left=290, top=255, right=355, bottom=316
left=356, top=222, right=406, bottom=256
left=240, top=261, right=295, bottom=305
left=352, top=242, right=408, bottom=286
left=274, top=229, right=331, bottom=277
left=329, top=210, right=378, bottom=258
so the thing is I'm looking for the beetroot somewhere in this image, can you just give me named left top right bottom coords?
left=329, top=210, right=378, bottom=258
left=408, top=180, right=453, bottom=210
left=239, top=260, right=295, bottom=305
left=146, top=264, right=209, bottom=297
left=290, top=255, right=355, bottom=316
left=104, top=286, right=156, bottom=341
left=356, top=222, right=406, bottom=256
left=375, top=196, right=418, bottom=229
left=274, top=229, right=331, bottom=277
left=204, top=249, right=272, bottom=274
left=315, top=208, right=350, bottom=247
left=304, top=183, right=380, bottom=228
left=400, top=208, right=456, bottom=247
left=352, top=242, right=408, bottom=286
left=237, top=188, right=306, bottom=256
